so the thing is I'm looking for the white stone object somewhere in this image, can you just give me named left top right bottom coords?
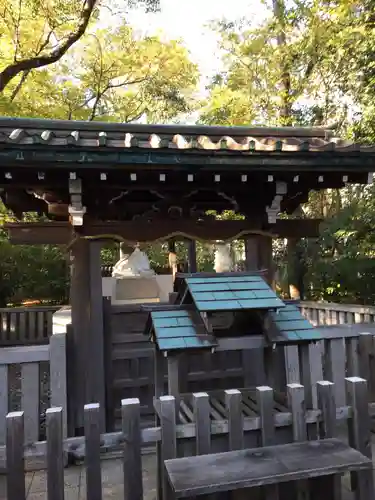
left=214, top=243, right=232, bottom=273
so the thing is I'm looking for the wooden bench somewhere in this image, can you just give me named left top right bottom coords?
left=164, top=438, right=372, bottom=499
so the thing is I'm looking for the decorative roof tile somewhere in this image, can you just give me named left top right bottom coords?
left=268, top=304, right=322, bottom=343
left=149, top=309, right=217, bottom=352
left=0, top=117, right=372, bottom=153
left=184, top=275, right=284, bottom=312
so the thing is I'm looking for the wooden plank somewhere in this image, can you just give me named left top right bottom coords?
left=346, top=377, right=374, bottom=499
left=88, top=241, right=106, bottom=432
left=164, top=439, right=371, bottom=498
left=299, top=343, right=323, bottom=409
left=21, top=362, right=40, bottom=443
left=284, top=345, right=300, bottom=384
left=6, top=411, right=25, bottom=499
left=0, top=345, right=49, bottom=364
left=122, top=398, right=143, bottom=500
left=46, top=407, right=64, bottom=500
left=346, top=337, right=359, bottom=377
left=192, top=393, right=211, bottom=455
left=256, top=386, right=279, bottom=500
left=49, top=333, right=67, bottom=439
left=84, top=403, right=103, bottom=500
left=167, top=355, right=180, bottom=416
left=225, top=389, right=243, bottom=451
left=103, top=298, right=115, bottom=432
left=216, top=335, right=265, bottom=351
left=316, top=381, right=341, bottom=500
left=0, top=365, right=8, bottom=444
left=160, top=396, right=177, bottom=500
left=287, top=383, right=308, bottom=500
left=324, top=339, right=346, bottom=406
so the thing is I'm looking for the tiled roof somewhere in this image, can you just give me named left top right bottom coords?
left=268, top=304, right=322, bottom=342
left=0, top=117, right=372, bottom=152
left=150, top=309, right=217, bottom=352
left=184, top=275, right=285, bottom=312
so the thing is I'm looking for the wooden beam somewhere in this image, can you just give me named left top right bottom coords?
left=5, top=218, right=323, bottom=245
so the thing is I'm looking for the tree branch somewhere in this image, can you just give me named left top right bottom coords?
left=0, top=0, right=97, bottom=93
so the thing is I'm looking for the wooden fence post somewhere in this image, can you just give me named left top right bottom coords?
left=46, top=407, right=64, bottom=500
left=346, top=376, right=374, bottom=499
left=6, top=411, right=25, bottom=499
left=122, top=398, right=143, bottom=500
left=49, top=333, right=68, bottom=439
left=84, top=403, right=103, bottom=500
left=160, top=395, right=177, bottom=500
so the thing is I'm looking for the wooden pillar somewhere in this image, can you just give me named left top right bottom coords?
left=244, top=238, right=259, bottom=271
left=70, top=239, right=106, bottom=433
left=287, top=237, right=305, bottom=300
left=242, top=236, right=266, bottom=387
left=187, top=239, right=197, bottom=273
left=168, top=240, right=178, bottom=280
left=258, top=236, right=274, bottom=286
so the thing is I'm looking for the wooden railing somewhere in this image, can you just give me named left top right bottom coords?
left=300, top=301, right=375, bottom=326
left=0, top=332, right=67, bottom=445
left=0, top=305, right=61, bottom=346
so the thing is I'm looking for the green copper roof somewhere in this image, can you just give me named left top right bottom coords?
left=150, top=309, right=217, bottom=352
left=184, top=275, right=285, bottom=312
left=268, top=304, right=322, bottom=342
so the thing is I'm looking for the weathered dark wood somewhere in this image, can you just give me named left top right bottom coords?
left=346, top=377, right=374, bottom=499
left=164, top=439, right=371, bottom=498
left=187, top=239, right=197, bottom=273
left=84, top=403, right=102, bottom=500
left=192, top=393, right=211, bottom=455
left=46, top=407, right=64, bottom=500
left=287, top=382, right=309, bottom=500
left=6, top=218, right=324, bottom=245
left=225, top=389, right=244, bottom=451
left=6, top=411, right=25, bottom=499
left=316, top=381, right=341, bottom=500
left=324, top=339, right=346, bottom=407
left=0, top=305, right=60, bottom=346
left=122, top=398, right=143, bottom=500
left=103, top=298, right=115, bottom=432
left=256, top=386, right=279, bottom=500
left=88, top=241, right=106, bottom=431
left=70, top=238, right=90, bottom=430
left=160, top=396, right=177, bottom=500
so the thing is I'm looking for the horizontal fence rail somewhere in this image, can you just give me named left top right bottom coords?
left=300, top=301, right=375, bottom=326
left=0, top=305, right=61, bottom=346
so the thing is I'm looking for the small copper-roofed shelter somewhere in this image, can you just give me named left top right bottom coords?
left=145, top=272, right=323, bottom=416
left=0, top=117, right=374, bottom=433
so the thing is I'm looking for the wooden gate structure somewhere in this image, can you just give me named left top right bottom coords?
left=1, top=117, right=375, bottom=435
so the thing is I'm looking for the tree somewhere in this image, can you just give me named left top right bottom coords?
left=0, top=24, right=199, bottom=122
left=200, top=0, right=362, bottom=129
left=0, top=0, right=161, bottom=94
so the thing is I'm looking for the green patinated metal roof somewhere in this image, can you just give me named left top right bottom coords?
left=184, top=275, right=285, bottom=312
left=268, top=304, right=322, bottom=342
left=150, top=309, right=217, bottom=352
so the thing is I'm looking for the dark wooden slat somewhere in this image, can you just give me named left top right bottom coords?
left=256, top=386, right=279, bottom=500
left=346, top=377, right=374, bottom=499
left=122, top=398, right=143, bottom=500
left=6, top=411, right=25, bottom=500
left=164, top=439, right=371, bottom=498
left=46, top=407, right=64, bottom=500
left=160, top=396, right=177, bottom=500
left=84, top=403, right=102, bottom=500
left=193, top=393, right=211, bottom=455
left=316, top=381, right=341, bottom=500
left=225, top=389, right=244, bottom=451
